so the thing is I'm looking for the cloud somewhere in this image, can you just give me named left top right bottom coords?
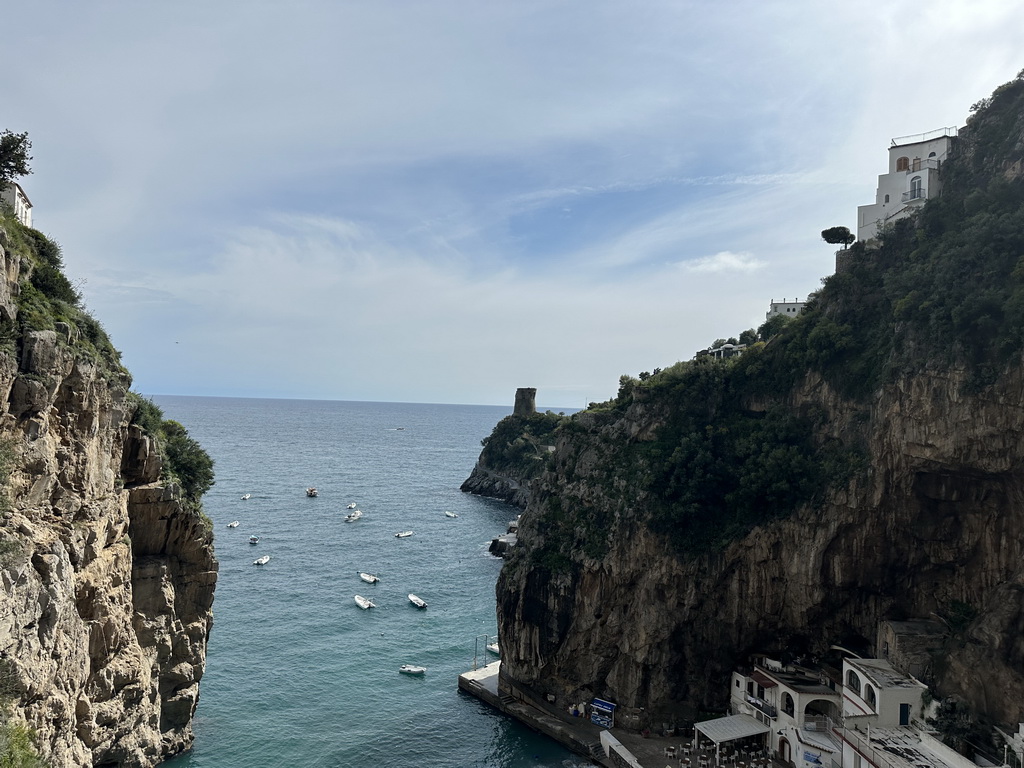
left=683, top=251, right=765, bottom=274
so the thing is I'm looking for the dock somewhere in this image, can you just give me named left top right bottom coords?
left=458, top=661, right=686, bottom=768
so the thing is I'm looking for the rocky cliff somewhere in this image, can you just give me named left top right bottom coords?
left=487, top=73, right=1024, bottom=741
left=0, top=223, right=216, bottom=766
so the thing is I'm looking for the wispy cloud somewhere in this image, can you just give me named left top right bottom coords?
left=683, top=251, right=765, bottom=273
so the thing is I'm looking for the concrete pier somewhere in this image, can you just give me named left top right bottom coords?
left=458, top=661, right=683, bottom=768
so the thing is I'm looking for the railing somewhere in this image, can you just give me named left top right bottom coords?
left=746, top=695, right=777, bottom=718
left=901, top=188, right=926, bottom=203
left=891, top=126, right=958, bottom=146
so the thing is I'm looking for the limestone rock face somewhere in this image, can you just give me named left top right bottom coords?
left=460, top=461, right=532, bottom=509
left=0, top=233, right=216, bottom=766
left=495, top=365, right=1024, bottom=732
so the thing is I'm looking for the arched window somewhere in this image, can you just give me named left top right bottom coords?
left=928, top=151, right=937, bottom=158
left=846, top=670, right=861, bottom=695
left=911, top=176, right=923, bottom=199
left=865, top=685, right=877, bottom=711
left=896, top=156, right=910, bottom=171
left=782, top=692, right=795, bottom=716
left=884, top=194, right=890, bottom=203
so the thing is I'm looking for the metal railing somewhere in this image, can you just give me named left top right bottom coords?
left=891, top=127, right=958, bottom=146
left=901, top=188, right=926, bottom=203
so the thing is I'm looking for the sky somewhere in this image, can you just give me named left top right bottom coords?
left=2, top=2, right=1022, bottom=407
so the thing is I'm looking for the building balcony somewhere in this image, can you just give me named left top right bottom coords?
left=901, top=189, right=926, bottom=203
left=746, top=695, right=777, bottom=718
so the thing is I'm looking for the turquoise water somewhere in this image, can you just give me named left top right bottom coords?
left=154, top=396, right=576, bottom=768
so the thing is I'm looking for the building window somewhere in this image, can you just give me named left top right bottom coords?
left=736, top=680, right=741, bottom=688
left=896, top=156, right=910, bottom=171
left=865, top=685, right=877, bottom=711
left=910, top=176, right=923, bottom=199
left=782, top=693, right=795, bottom=716
left=846, top=670, right=861, bottom=696
left=884, top=194, right=890, bottom=203
left=928, top=152, right=936, bottom=158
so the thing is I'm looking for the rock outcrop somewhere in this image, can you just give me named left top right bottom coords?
left=0, top=226, right=216, bottom=766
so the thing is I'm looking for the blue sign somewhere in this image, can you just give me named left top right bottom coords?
left=591, top=698, right=616, bottom=712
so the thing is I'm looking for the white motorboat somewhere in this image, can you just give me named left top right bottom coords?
left=444, top=511, right=458, bottom=518
left=249, top=535, right=261, bottom=545
left=240, top=493, right=251, bottom=500
left=394, top=531, right=413, bottom=538
left=226, top=520, right=240, bottom=528
left=253, top=555, right=271, bottom=566
left=398, top=664, right=426, bottom=676
left=359, top=572, right=379, bottom=584
left=345, top=509, right=363, bottom=522
left=346, top=503, right=357, bottom=509
left=354, top=595, right=376, bottom=609
left=486, top=642, right=500, bottom=656
left=408, top=593, right=427, bottom=609
left=306, top=487, right=318, bottom=497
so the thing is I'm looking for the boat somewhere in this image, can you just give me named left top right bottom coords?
left=249, top=535, right=260, bottom=544
left=408, top=593, right=427, bottom=609
left=394, top=531, right=413, bottom=538
left=444, top=511, right=458, bottom=518
left=240, top=493, right=251, bottom=500
left=486, top=641, right=500, bottom=656
left=354, top=595, right=375, bottom=609
left=226, top=520, right=240, bottom=528
left=306, top=487, right=318, bottom=497
left=345, top=509, right=363, bottom=522
left=253, top=555, right=271, bottom=565
left=398, top=664, right=426, bottom=675
left=358, top=572, right=379, bottom=584
left=346, top=503, right=357, bottom=509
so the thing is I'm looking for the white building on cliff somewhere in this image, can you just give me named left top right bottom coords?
left=0, top=182, right=32, bottom=228
left=856, top=128, right=957, bottom=242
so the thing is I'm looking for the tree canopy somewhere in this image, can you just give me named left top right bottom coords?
left=821, top=225, right=855, bottom=249
left=0, top=131, right=32, bottom=186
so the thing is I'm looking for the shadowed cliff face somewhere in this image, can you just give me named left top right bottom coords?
left=0, top=228, right=217, bottom=766
left=495, top=365, right=1024, bottom=731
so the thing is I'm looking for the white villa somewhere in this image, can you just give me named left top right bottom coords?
left=0, top=182, right=32, bottom=228
left=767, top=298, right=806, bottom=320
left=721, top=652, right=984, bottom=768
left=856, top=128, right=957, bottom=242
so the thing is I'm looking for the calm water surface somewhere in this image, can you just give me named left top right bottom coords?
left=154, top=396, right=577, bottom=768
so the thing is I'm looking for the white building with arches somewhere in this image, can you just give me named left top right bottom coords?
left=856, top=128, right=957, bottom=242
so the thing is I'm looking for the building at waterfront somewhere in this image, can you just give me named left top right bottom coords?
left=856, top=128, right=957, bottom=242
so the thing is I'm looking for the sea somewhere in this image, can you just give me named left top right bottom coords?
left=153, top=396, right=581, bottom=768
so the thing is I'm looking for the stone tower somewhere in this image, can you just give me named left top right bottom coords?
left=513, top=387, right=537, bottom=416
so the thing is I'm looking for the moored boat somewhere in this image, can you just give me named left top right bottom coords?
left=358, top=572, right=379, bottom=584
left=240, top=493, right=251, bottom=500
left=253, top=555, right=271, bottom=565
left=486, top=641, right=500, bottom=656
left=345, top=509, right=363, bottom=522
left=408, top=593, right=427, bottom=609
left=354, top=595, right=375, bottom=609
left=394, top=531, right=413, bottom=538
left=398, top=664, right=426, bottom=675
left=227, top=520, right=240, bottom=528
left=249, top=535, right=261, bottom=544
left=346, top=502, right=357, bottom=509
left=444, top=511, right=458, bottom=518
left=306, top=487, right=318, bottom=497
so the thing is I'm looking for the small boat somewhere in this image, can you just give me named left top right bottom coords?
left=345, top=509, right=363, bottom=522
left=444, top=511, right=458, bottom=518
left=240, top=493, right=251, bottom=500
left=354, top=595, right=375, bottom=609
left=253, top=555, right=271, bottom=566
left=346, top=503, right=357, bottom=509
left=249, top=535, right=261, bottom=545
left=306, top=487, right=318, bottom=497
left=408, top=593, right=427, bottom=609
left=226, top=520, right=240, bottom=528
left=394, top=531, right=413, bottom=538
left=398, top=664, right=426, bottom=676
left=486, top=641, right=500, bottom=656
left=359, top=572, right=379, bottom=584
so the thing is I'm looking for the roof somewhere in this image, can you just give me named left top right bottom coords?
left=751, top=670, right=777, bottom=688
left=847, top=658, right=925, bottom=691
left=696, top=714, right=770, bottom=744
